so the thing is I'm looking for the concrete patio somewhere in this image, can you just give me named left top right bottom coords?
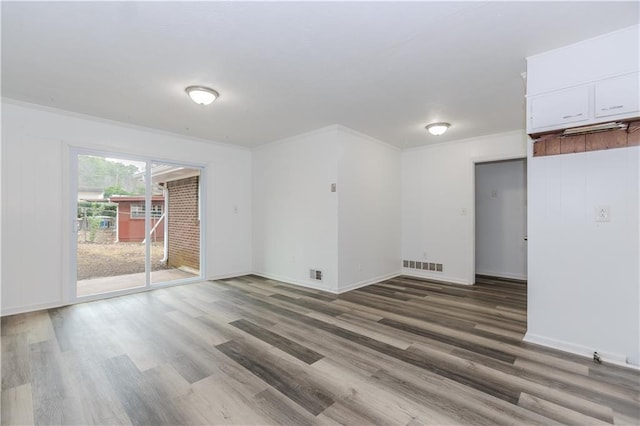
left=77, top=268, right=199, bottom=297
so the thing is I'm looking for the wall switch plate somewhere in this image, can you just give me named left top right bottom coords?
left=331, top=183, right=337, bottom=192
left=595, top=206, right=611, bottom=222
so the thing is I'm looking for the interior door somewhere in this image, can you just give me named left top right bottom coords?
left=475, top=158, right=527, bottom=281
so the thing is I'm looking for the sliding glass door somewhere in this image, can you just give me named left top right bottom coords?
left=72, top=151, right=203, bottom=298
left=150, top=162, right=201, bottom=285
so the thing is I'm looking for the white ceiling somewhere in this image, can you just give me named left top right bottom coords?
left=2, top=2, right=638, bottom=148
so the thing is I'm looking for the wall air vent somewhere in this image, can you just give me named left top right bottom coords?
left=562, top=122, right=627, bottom=136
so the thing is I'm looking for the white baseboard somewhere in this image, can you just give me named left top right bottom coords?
left=400, top=269, right=472, bottom=285
left=207, top=271, right=253, bottom=281
left=252, top=271, right=339, bottom=293
left=336, top=271, right=401, bottom=293
left=476, top=270, right=527, bottom=281
left=1, top=299, right=65, bottom=317
left=251, top=271, right=401, bottom=294
left=524, top=332, right=639, bottom=370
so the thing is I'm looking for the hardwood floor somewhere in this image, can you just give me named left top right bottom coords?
left=2, top=275, right=639, bottom=425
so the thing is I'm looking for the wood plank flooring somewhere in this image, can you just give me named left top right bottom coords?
left=2, top=275, right=639, bottom=425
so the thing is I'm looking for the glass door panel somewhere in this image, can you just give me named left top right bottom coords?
left=150, top=162, right=202, bottom=285
left=75, top=154, right=147, bottom=297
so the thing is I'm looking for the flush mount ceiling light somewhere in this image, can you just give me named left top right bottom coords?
left=425, top=122, right=450, bottom=136
left=185, top=86, right=219, bottom=106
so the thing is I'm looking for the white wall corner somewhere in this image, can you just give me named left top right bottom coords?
left=333, top=124, right=400, bottom=151
left=253, top=124, right=341, bottom=151
left=337, top=271, right=402, bottom=293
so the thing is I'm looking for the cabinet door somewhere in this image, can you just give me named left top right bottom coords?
left=530, top=86, right=590, bottom=131
left=595, top=72, right=640, bottom=118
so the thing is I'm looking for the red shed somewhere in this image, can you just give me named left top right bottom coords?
left=110, top=196, right=165, bottom=242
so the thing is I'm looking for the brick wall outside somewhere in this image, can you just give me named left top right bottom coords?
left=167, top=176, right=200, bottom=270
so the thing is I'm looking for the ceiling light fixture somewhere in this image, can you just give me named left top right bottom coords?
left=185, top=86, right=219, bottom=106
left=425, top=122, right=450, bottom=136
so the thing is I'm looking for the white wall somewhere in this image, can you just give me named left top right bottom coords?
left=526, top=145, right=640, bottom=367
left=252, top=125, right=401, bottom=293
left=337, top=127, right=401, bottom=292
left=475, top=159, right=527, bottom=280
left=1, top=100, right=252, bottom=315
left=401, top=130, right=527, bottom=284
left=252, top=127, right=339, bottom=291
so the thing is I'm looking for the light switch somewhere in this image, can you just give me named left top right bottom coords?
left=595, top=206, right=611, bottom=222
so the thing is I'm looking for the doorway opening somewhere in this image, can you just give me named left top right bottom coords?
left=73, top=152, right=203, bottom=298
left=474, top=158, right=527, bottom=283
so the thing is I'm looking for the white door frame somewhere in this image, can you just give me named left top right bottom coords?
left=68, top=147, right=207, bottom=303
left=470, top=154, right=527, bottom=284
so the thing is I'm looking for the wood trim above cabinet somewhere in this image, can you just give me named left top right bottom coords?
left=560, top=135, right=585, bottom=154
left=586, top=129, right=627, bottom=152
left=533, top=139, right=546, bottom=156
left=628, top=120, right=640, bottom=146
left=545, top=136, right=561, bottom=155
left=533, top=119, right=640, bottom=157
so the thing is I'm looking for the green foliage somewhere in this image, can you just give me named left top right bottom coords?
left=78, top=155, right=144, bottom=195
left=77, top=202, right=116, bottom=218
left=103, top=185, right=133, bottom=198
left=78, top=201, right=117, bottom=242
left=86, top=203, right=105, bottom=242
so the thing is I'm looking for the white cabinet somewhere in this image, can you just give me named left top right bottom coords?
left=530, top=86, right=589, bottom=130
left=527, top=72, right=640, bottom=134
left=526, top=25, right=639, bottom=135
left=595, top=73, right=640, bottom=118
